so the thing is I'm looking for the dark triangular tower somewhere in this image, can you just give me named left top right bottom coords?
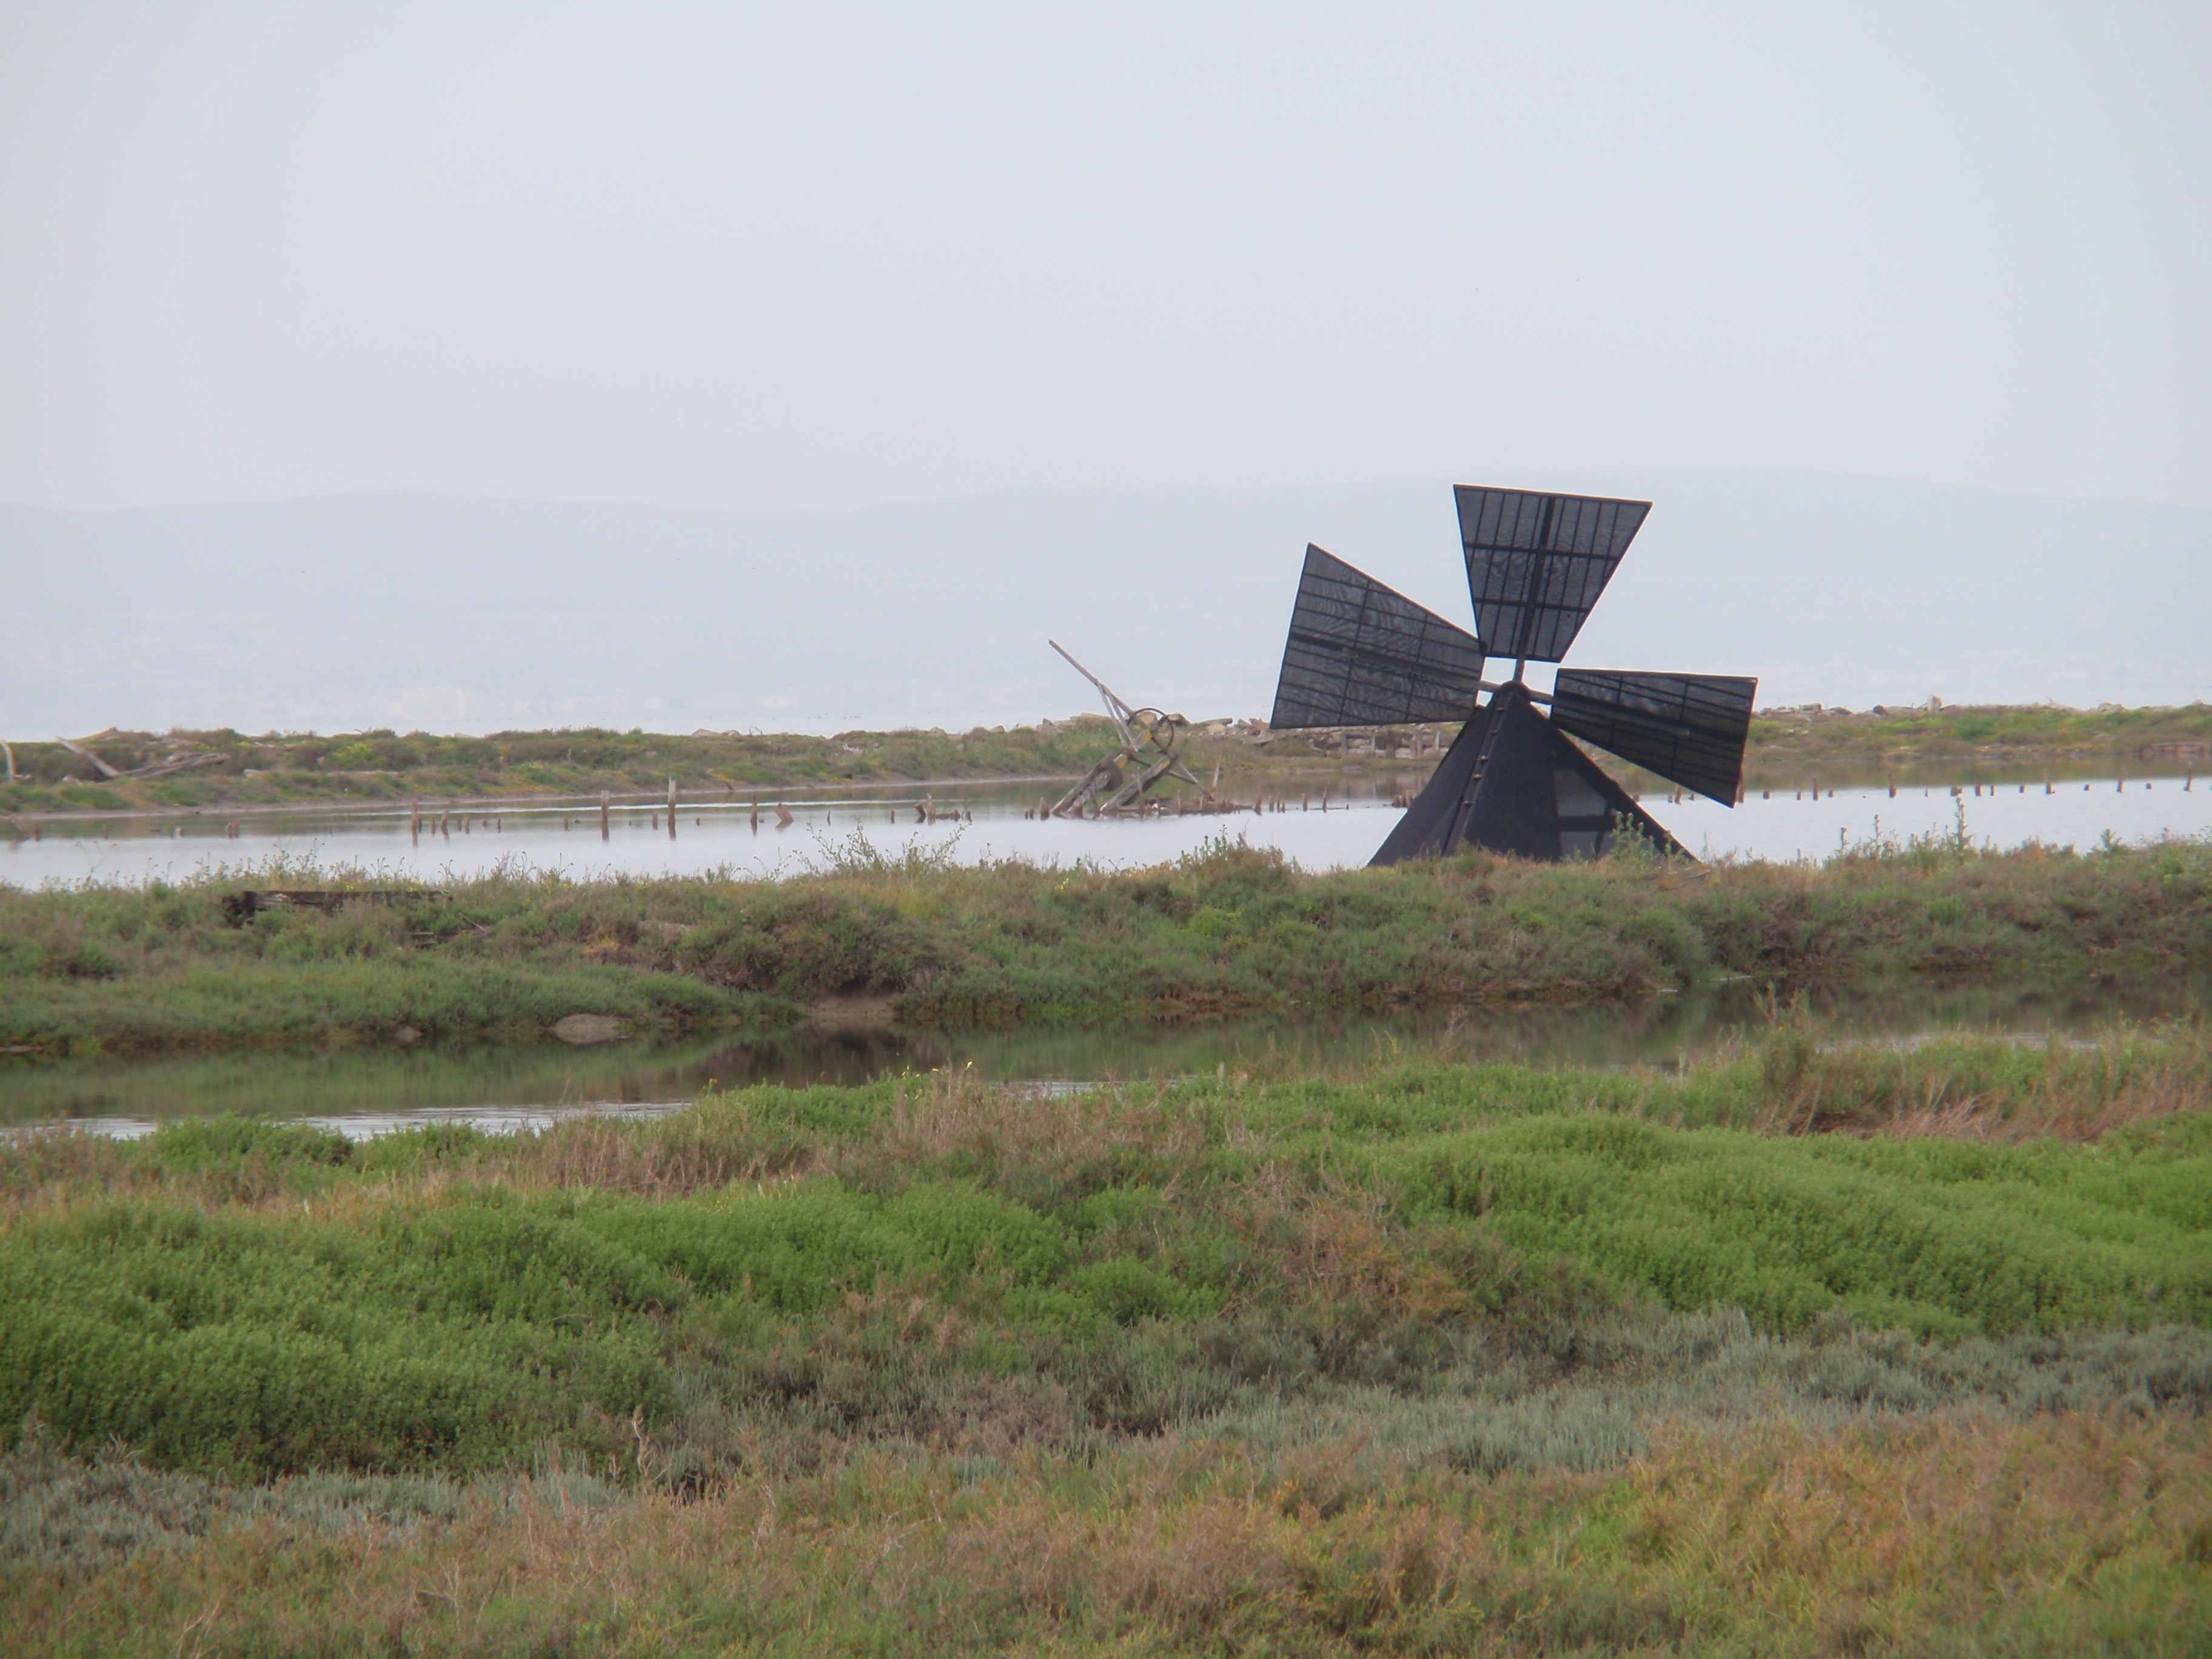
left=1372, top=684, right=1687, bottom=864
left=1267, top=489, right=1756, bottom=865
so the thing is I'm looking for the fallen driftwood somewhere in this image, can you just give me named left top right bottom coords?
left=223, top=888, right=446, bottom=925
left=118, top=752, right=226, bottom=782
left=52, top=734, right=226, bottom=783
left=54, top=737, right=122, bottom=780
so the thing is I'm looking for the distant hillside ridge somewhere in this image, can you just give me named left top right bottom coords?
left=4, top=472, right=2207, bottom=736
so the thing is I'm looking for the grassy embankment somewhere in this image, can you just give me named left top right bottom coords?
left=4, top=1028, right=2211, bottom=1655
left=6, top=702, right=2210, bottom=818
left=1741, top=700, right=2212, bottom=793
left=0, top=720, right=1242, bottom=819
left=4, top=833, right=2210, bottom=1059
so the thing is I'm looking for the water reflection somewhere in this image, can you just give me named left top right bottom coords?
left=4, top=970, right=2200, bottom=1139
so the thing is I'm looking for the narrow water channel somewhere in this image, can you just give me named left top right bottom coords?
left=4, top=973, right=2200, bottom=1140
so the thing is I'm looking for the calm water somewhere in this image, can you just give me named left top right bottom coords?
left=4, top=973, right=2200, bottom=1140
left=3, top=776, right=2208, bottom=890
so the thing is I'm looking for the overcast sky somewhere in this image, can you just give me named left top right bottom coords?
left=2, top=4, right=2207, bottom=515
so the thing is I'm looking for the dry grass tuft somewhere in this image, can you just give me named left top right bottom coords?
left=6, top=1414, right=2207, bottom=1656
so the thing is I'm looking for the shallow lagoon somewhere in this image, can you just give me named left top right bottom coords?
left=4, top=774, right=2208, bottom=891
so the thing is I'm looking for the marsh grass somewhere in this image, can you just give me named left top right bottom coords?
left=8, top=704, right=2211, bottom=823
left=4, top=1037, right=2210, bottom=1484
left=4, top=1412, right=2208, bottom=1656
left=5, top=833, right=2211, bottom=1057
left=5, top=1039, right=2212, bottom=1651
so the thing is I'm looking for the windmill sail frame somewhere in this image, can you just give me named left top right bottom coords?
left=1264, top=487, right=1758, bottom=866
left=1269, top=545, right=1489, bottom=730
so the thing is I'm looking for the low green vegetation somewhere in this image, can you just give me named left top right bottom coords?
left=0, top=719, right=1216, bottom=817
left=7, top=823, right=2212, bottom=1651
left=4, top=1032, right=2211, bottom=1654
left=5, top=1046, right=2211, bottom=1476
left=6, top=700, right=2207, bottom=818
left=1744, top=698, right=2212, bottom=788
left=4, top=833, right=2210, bottom=1058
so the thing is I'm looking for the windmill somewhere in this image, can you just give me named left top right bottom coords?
left=1045, top=640, right=1215, bottom=817
left=1267, top=487, right=1757, bottom=865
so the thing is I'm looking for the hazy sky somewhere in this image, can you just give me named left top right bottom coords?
left=4, top=4, right=2207, bottom=514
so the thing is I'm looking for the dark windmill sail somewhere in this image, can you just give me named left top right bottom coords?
left=1270, top=546, right=1487, bottom=729
left=1547, top=671, right=1757, bottom=806
left=1455, top=487, right=1649, bottom=665
left=1266, top=489, right=1757, bottom=865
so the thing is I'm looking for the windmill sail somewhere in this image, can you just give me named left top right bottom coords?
left=1548, top=670, right=1758, bottom=805
left=1268, top=545, right=1488, bottom=729
left=1456, top=488, right=1651, bottom=663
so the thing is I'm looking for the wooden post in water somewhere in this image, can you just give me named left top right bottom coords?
left=666, top=777, right=677, bottom=840
left=600, top=793, right=611, bottom=841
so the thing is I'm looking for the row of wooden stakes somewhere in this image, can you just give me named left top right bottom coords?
left=1027, top=789, right=1362, bottom=820
left=1755, top=773, right=2198, bottom=803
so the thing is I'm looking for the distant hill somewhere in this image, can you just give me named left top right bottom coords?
left=4, top=472, right=2207, bottom=736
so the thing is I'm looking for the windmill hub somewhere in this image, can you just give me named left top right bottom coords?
left=1267, top=488, right=1758, bottom=866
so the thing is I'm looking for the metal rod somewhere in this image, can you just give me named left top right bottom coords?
left=1292, top=680, right=1547, bottom=737
left=1048, top=639, right=1138, bottom=748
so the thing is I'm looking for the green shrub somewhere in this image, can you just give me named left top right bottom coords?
left=1392, top=1114, right=2212, bottom=1335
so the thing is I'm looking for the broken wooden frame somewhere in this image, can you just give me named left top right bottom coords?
left=1044, top=640, right=1217, bottom=818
